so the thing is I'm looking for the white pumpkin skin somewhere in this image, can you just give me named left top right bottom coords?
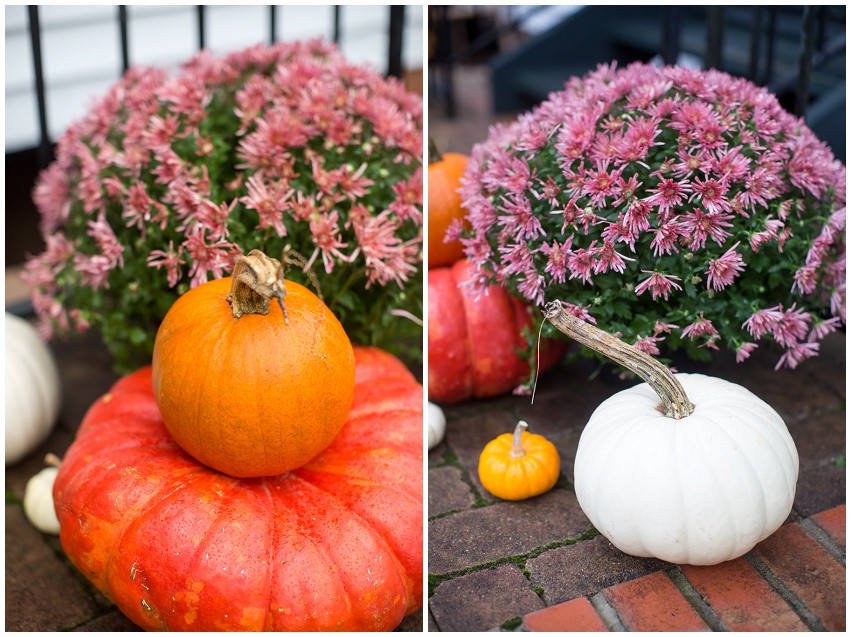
left=574, top=373, right=798, bottom=566
left=428, top=401, right=447, bottom=450
left=24, top=466, right=61, bottom=534
left=5, top=313, right=62, bottom=465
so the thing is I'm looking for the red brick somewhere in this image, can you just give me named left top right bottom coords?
left=682, top=559, right=807, bottom=631
left=603, top=571, right=709, bottom=632
left=809, top=504, right=846, bottom=552
left=754, top=523, right=846, bottom=631
left=523, top=597, right=608, bottom=632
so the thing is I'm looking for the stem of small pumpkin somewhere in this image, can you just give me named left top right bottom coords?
left=510, top=421, right=529, bottom=458
left=45, top=453, right=62, bottom=468
left=543, top=302, right=695, bottom=420
left=227, top=249, right=289, bottom=322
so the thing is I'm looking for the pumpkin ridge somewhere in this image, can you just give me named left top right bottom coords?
left=584, top=414, right=645, bottom=542
left=296, top=466, right=422, bottom=508
left=689, top=418, right=744, bottom=563
left=15, top=334, right=51, bottom=437
left=278, top=471, right=410, bottom=627
left=259, top=477, right=278, bottom=631
left=104, top=471, right=243, bottom=630
left=714, top=399, right=799, bottom=491
left=57, top=424, right=195, bottom=525
left=707, top=405, right=795, bottom=546
left=64, top=457, right=206, bottom=597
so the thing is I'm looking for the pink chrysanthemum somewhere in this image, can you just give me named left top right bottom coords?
left=706, top=242, right=746, bottom=291
left=460, top=60, right=844, bottom=370
left=26, top=39, right=423, bottom=370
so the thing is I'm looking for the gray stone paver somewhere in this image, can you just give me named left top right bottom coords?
left=428, top=331, right=845, bottom=631
left=5, top=503, right=107, bottom=631
left=429, top=564, right=545, bottom=632
left=525, top=534, right=671, bottom=606
left=71, top=610, right=142, bottom=632
left=428, top=488, right=590, bottom=574
left=793, top=464, right=847, bottom=519
left=428, top=465, right=475, bottom=517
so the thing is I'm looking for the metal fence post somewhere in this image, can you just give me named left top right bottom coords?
left=27, top=5, right=51, bottom=168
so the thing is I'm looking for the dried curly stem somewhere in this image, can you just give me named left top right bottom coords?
left=543, top=302, right=695, bottom=420
left=227, top=249, right=288, bottom=322
left=510, top=421, right=529, bottom=458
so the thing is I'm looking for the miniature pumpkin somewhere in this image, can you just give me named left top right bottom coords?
left=152, top=250, right=355, bottom=478
left=427, top=401, right=446, bottom=450
left=5, top=312, right=62, bottom=465
left=428, top=259, right=566, bottom=403
left=53, top=346, right=423, bottom=631
left=478, top=421, right=560, bottom=501
left=544, top=302, right=799, bottom=566
left=24, top=457, right=62, bottom=534
left=428, top=138, right=468, bottom=268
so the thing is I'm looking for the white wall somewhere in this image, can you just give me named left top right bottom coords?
left=5, top=4, right=424, bottom=153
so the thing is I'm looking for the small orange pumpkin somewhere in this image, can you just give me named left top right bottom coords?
left=478, top=420, right=561, bottom=501
left=151, top=250, right=355, bottom=478
left=428, top=138, right=469, bottom=268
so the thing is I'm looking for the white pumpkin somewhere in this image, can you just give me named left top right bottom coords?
left=428, top=401, right=446, bottom=450
left=23, top=464, right=61, bottom=534
left=5, top=313, right=62, bottom=465
left=544, top=302, right=799, bottom=566
left=574, top=373, right=798, bottom=565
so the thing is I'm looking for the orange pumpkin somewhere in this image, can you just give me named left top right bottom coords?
left=428, top=139, right=469, bottom=268
left=151, top=250, right=355, bottom=478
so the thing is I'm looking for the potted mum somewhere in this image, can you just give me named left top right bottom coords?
left=453, top=61, right=845, bottom=372
left=25, top=39, right=423, bottom=372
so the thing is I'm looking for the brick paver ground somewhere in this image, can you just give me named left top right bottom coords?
left=428, top=332, right=846, bottom=632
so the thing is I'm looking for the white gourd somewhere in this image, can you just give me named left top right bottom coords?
left=23, top=465, right=61, bottom=534
left=428, top=401, right=446, bottom=450
left=575, top=373, right=797, bottom=565
left=5, top=313, right=62, bottom=465
left=545, top=303, right=799, bottom=566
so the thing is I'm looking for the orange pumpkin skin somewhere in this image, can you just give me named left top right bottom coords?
left=428, top=151, right=469, bottom=268
left=428, top=260, right=567, bottom=403
left=152, top=276, right=355, bottom=478
left=53, top=346, right=423, bottom=631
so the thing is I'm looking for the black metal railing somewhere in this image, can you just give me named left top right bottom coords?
left=659, top=5, right=845, bottom=118
left=23, top=4, right=408, bottom=171
left=431, top=5, right=845, bottom=120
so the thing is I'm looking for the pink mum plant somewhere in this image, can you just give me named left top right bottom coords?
left=25, top=39, right=423, bottom=371
left=455, top=62, right=845, bottom=370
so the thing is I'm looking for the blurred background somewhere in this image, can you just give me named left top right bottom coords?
left=428, top=5, right=845, bottom=161
left=5, top=4, right=424, bottom=305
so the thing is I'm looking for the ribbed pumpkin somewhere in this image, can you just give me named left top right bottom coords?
left=427, top=139, right=468, bottom=269
left=544, top=303, right=799, bottom=566
left=428, top=259, right=567, bottom=403
left=53, top=346, right=423, bottom=631
left=152, top=250, right=355, bottom=478
left=478, top=421, right=561, bottom=501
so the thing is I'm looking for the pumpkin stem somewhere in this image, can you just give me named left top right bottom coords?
left=428, top=136, right=443, bottom=165
left=226, top=249, right=288, bottom=323
left=543, top=302, right=695, bottom=420
left=44, top=453, right=62, bottom=468
left=510, top=421, right=529, bottom=458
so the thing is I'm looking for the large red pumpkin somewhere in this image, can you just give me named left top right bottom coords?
left=53, top=346, right=422, bottom=632
left=428, top=259, right=567, bottom=404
